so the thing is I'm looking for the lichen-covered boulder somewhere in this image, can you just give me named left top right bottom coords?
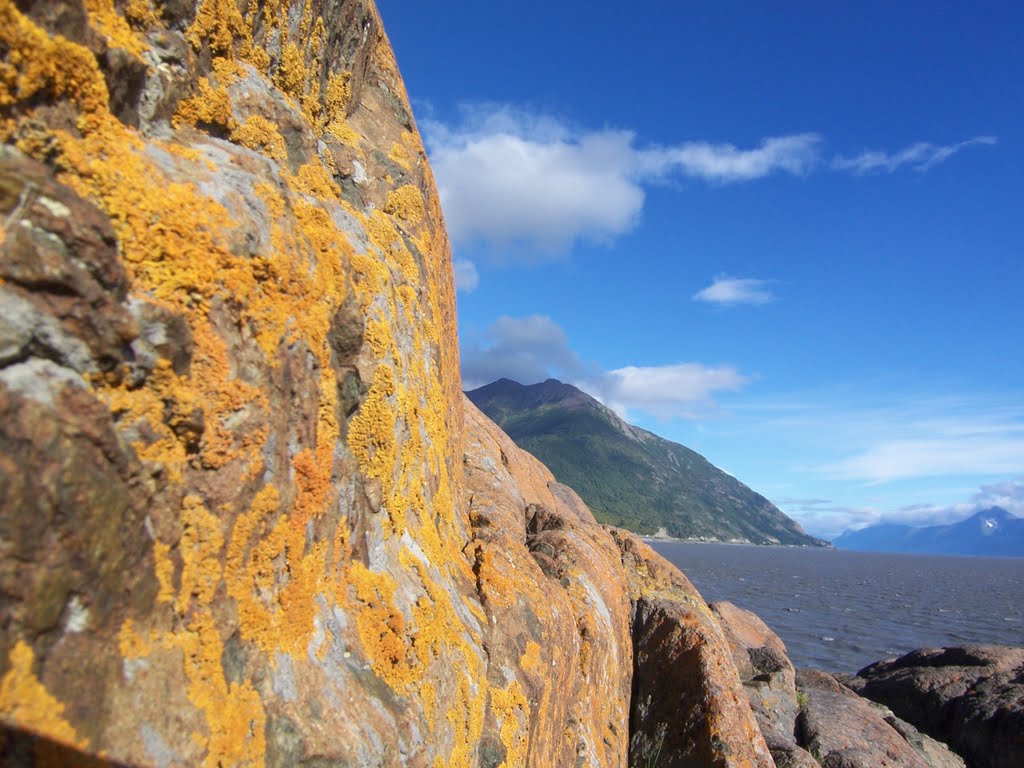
left=0, top=0, right=482, bottom=764
left=0, top=1, right=809, bottom=766
left=612, top=533, right=774, bottom=768
left=711, top=601, right=805, bottom=764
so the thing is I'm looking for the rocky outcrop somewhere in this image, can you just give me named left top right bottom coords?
left=0, top=1, right=788, bottom=765
left=711, top=600, right=968, bottom=768
left=613, top=538, right=773, bottom=768
left=795, top=669, right=931, bottom=768
left=846, top=646, right=1024, bottom=768
left=711, top=602, right=815, bottom=768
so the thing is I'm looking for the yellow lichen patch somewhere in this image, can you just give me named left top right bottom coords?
left=99, top=359, right=194, bottom=484
left=520, top=641, right=542, bottom=674
left=328, top=118, right=362, bottom=149
left=491, top=680, right=529, bottom=768
left=349, top=562, right=413, bottom=691
left=84, top=0, right=147, bottom=56
left=388, top=141, right=411, bottom=170
left=153, top=539, right=175, bottom=604
left=420, top=680, right=437, bottom=729
left=135, top=496, right=269, bottom=768
left=0, top=1, right=110, bottom=128
left=176, top=495, right=224, bottom=613
left=446, top=674, right=488, bottom=768
left=124, top=0, right=158, bottom=28
left=323, top=71, right=351, bottom=128
left=0, top=641, right=86, bottom=750
left=231, top=115, right=287, bottom=161
left=174, top=59, right=242, bottom=132
left=384, top=184, right=426, bottom=226
left=118, top=618, right=154, bottom=660
left=462, top=595, right=487, bottom=625
left=289, top=162, right=338, bottom=202
left=348, top=363, right=397, bottom=507
left=187, top=0, right=248, bottom=55
left=362, top=209, right=420, bottom=286
left=273, top=42, right=305, bottom=102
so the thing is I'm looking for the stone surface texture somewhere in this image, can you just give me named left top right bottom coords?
left=848, top=645, right=1024, bottom=768
left=795, top=669, right=931, bottom=768
left=711, top=601, right=806, bottom=766
left=0, top=1, right=777, bottom=766
left=612, top=534, right=774, bottom=768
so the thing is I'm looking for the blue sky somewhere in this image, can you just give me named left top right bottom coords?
left=377, top=1, right=1024, bottom=539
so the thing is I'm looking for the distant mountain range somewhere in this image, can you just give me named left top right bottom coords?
left=833, top=507, right=1024, bottom=557
left=467, top=378, right=826, bottom=546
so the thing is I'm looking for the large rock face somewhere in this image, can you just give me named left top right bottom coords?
left=0, top=2, right=776, bottom=766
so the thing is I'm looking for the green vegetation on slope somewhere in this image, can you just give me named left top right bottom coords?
left=468, top=378, right=826, bottom=546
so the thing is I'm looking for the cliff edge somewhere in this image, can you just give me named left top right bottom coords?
left=0, top=1, right=777, bottom=766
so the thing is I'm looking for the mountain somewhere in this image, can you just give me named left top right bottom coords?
left=834, top=507, right=1024, bottom=557
left=467, top=378, right=825, bottom=546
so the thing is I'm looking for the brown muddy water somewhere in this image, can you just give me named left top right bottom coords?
left=651, top=541, right=1024, bottom=673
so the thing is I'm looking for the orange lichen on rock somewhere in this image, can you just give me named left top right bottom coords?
left=0, top=641, right=86, bottom=750
left=174, top=59, right=243, bottom=132
left=231, top=115, right=287, bottom=161
left=84, top=0, right=147, bottom=56
left=0, top=1, right=729, bottom=766
left=491, top=680, right=530, bottom=768
left=385, top=183, right=427, bottom=226
left=0, top=1, right=110, bottom=126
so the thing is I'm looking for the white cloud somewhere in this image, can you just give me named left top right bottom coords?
left=832, top=135, right=997, bottom=175
left=461, top=314, right=748, bottom=418
left=693, top=276, right=775, bottom=306
left=638, top=133, right=821, bottom=183
left=453, top=258, right=479, bottom=292
left=598, top=364, right=748, bottom=419
left=424, top=104, right=822, bottom=253
left=828, top=434, right=1024, bottom=484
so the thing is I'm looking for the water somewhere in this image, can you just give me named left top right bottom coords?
left=650, top=541, right=1024, bottom=674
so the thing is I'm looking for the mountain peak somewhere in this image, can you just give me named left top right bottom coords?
left=467, top=378, right=824, bottom=546
left=468, top=377, right=599, bottom=411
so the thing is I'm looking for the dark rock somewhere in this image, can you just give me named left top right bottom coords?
left=849, top=645, right=1024, bottom=768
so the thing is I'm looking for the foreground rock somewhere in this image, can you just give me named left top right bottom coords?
left=615, top=540, right=773, bottom=768
left=711, top=600, right=967, bottom=768
left=846, top=645, right=1024, bottom=768
left=711, top=601, right=814, bottom=767
left=0, top=3, right=798, bottom=764
left=796, top=669, right=932, bottom=768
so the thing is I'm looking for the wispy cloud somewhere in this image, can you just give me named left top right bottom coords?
left=461, top=314, right=590, bottom=390
left=828, top=434, right=1024, bottom=483
left=600, top=364, right=748, bottom=419
left=693, top=276, right=776, bottom=306
left=793, top=476, right=1024, bottom=540
left=461, top=314, right=747, bottom=419
left=453, top=258, right=479, bottom=293
left=424, top=104, right=821, bottom=253
left=425, top=103, right=998, bottom=253
left=832, top=136, right=997, bottom=175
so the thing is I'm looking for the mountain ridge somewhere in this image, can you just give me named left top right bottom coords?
left=834, top=507, right=1024, bottom=557
left=467, top=378, right=826, bottom=547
